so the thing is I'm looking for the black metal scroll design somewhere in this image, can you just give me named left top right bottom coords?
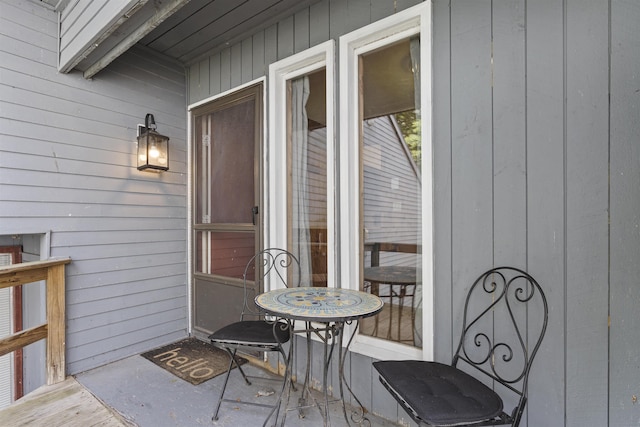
left=241, top=248, right=301, bottom=321
left=261, top=249, right=298, bottom=285
left=453, top=267, right=548, bottom=396
left=239, top=248, right=301, bottom=350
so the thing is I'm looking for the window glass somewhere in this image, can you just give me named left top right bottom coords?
left=358, top=37, right=423, bottom=348
left=289, top=69, right=328, bottom=287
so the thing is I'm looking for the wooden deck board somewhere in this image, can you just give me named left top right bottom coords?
left=0, top=377, right=134, bottom=427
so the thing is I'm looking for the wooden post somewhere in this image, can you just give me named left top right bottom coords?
left=371, top=243, right=380, bottom=267
left=46, top=264, right=66, bottom=385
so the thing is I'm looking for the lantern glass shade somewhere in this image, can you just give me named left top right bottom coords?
left=137, top=127, right=169, bottom=171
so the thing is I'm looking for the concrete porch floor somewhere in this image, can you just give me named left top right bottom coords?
left=71, top=353, right=400, bottom=427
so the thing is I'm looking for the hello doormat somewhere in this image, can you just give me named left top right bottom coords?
left=141, top=337, right=246, bottom=385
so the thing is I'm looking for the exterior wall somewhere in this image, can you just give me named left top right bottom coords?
left=0, top=0, right=188, bottom=376
left=608, top=2, right=640, bottom=426
left=187, top=0, right=640, bottom=426
left=187, top=0, right=423, bottom=103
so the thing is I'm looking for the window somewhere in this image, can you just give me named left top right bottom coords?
left=268, top=41, right=336, bottom=289
left=339, top=3, right=433, bottom=360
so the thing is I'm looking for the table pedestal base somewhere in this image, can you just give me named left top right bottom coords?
left=277, top=320, right=371, bottom=427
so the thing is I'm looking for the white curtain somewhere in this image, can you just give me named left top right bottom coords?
left=410, top=36, right=421, bottom=119
left=291, top=77, right=312, bottom=285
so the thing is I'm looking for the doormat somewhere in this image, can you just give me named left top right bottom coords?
left=141, top=337, right=247, bottom=385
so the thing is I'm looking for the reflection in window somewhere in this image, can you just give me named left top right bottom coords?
left=289, top=69, right=328, bottom=287
left=359, top=37, right=423, bottom=347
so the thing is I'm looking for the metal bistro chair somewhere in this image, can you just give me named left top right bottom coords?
left=373, top=267, right=548, bottom=427
left=209, top=248, right=300, bottom=425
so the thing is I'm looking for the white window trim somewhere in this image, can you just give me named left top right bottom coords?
left=339, top=2, right=434, bottom=361
left=267, top=40, right=336, bottom=290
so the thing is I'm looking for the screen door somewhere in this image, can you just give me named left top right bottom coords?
left=191, top=83, right=263, bottom=335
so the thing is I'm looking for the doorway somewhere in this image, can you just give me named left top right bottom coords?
left=190, top=83, right=263, bottom=336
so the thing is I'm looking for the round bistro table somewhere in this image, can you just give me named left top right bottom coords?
left=255, top=287, right=383, bottom=427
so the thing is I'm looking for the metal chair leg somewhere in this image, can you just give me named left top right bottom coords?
left=273, top=342, right=296, bottom=427
left=212, top=351, right=235, bottom=420
left=226, top=348, right=251, bottom=385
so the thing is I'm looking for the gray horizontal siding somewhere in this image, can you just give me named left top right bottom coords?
left=363, top=116, right=421, bottom=250
left=1, top=0, right=188, bottom=375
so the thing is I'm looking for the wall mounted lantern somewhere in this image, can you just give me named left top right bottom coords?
left=137, top=113, right=169, bottom=171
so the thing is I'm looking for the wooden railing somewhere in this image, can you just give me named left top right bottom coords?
left=364, top=242, right=420, bottom=266
left=0, top=258, right=71, bottom=385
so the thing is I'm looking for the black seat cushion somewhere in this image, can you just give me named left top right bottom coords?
left=373, top=360, right=504, bottom=426
left=208, top=320, right=290, bottom=347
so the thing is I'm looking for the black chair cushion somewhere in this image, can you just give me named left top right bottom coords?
left=208, top=320, right=290, bottom=347
left=373, top=360, right=504, bottom=426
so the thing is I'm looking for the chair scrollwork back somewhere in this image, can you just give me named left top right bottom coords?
left=453, top=267, right=549, bottom=422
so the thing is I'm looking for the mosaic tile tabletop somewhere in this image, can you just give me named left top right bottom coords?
left=255, top=287, right=383, bottom=322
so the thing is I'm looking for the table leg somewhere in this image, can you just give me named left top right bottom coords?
left=369, top=282, right=380, bottom=336
left=276, top=320, right=297, bottom=427
left=296, top=323, right=313, bottom=419
left=338, top=320, right=372, bottom=427
left=293, top=322, right=337, bottom=427
left=409, top=284, right=417, bottom=346
left=321, top=323, right=339, bottom=426
left=397, top=284, right=406, bottom=342
left=278, top=320, right=372, bottom=426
